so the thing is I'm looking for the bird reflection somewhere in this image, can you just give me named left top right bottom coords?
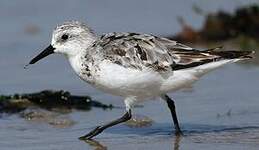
left=82, top=139, right=107, bottom=150
left=173, top=135, right=182, bottom=150
left=82, top=135, right=182, bottom=150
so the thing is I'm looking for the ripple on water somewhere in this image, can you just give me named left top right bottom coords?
left=187, top=126, right=259, bottom=144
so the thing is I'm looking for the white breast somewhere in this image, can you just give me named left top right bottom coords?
left=69, top=56, right=235, bottom=100
left=76, top=60, right=202, bottom=99
left=94, top=61, right=164, bottom=98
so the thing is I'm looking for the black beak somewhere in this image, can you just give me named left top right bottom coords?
left=28, top=44, right=55, bottom=65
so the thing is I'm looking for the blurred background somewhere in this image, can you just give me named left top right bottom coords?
left=1, top=0, right=259, bottom=150
left=1, top=0, right=258, bottom=95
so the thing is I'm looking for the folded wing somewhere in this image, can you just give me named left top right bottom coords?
left=98, top=32, right=253, bottom=72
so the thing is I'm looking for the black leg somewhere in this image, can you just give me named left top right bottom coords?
left=79, top=109, right=132, bottom=140
left=162, top=94, right=183, bottom=135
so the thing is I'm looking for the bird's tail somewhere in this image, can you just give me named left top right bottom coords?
left=172, top=47, right=255, bottom=71
left=206, top=47, right=255, bottom=60
left=188, top=48, right=255, bottom=77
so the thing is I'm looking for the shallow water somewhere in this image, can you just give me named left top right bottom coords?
left=1, top=63, right=259, bottom=150
left=1, top=0, right=259, bottom=150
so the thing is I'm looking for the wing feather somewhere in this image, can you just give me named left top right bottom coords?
left=95, top=32, right=227, bottom=72
left=99, top=33, right=174, bottom=72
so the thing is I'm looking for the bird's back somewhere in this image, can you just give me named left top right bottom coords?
left=84, top=32, right=254, bottom=98
left=94, top=32, right=253, bottom=72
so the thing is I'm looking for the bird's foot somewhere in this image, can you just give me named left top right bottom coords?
left=79, top=126, right=103, bottom=140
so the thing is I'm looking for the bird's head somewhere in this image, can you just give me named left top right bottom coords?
left=27, top=21, right=96, bottom=66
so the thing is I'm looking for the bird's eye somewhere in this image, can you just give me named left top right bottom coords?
left=61, top=34, right=69, bottom=40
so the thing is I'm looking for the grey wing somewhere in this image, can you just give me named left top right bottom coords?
left=98, top=32, right=224, bottom=72
left=156, top=37, right=230, bottom=70
left=99, top=33, right=180, bottom=72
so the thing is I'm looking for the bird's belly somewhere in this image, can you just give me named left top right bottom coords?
left=84, top=62, right=200, bottom=99
left=93, top=63, right=164, bottom=98
left=160, top=69, right=199, bottom=92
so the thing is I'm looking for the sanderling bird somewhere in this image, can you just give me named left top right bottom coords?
left=26, top=21, right=254, bottom=140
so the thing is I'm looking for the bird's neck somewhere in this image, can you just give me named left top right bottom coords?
left=67, top=36, right=98, bottom=74
left=68, top=51, right=98, bottom=85
left=68, top=54, right=83, bottom=75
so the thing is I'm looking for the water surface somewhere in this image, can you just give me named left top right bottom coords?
left=1, top=0, right=259, bottom=150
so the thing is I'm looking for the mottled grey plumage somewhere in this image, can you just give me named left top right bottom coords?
left=83, top=32, right=252, bottom=73
left=92, top=32, right=177, bottom=72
